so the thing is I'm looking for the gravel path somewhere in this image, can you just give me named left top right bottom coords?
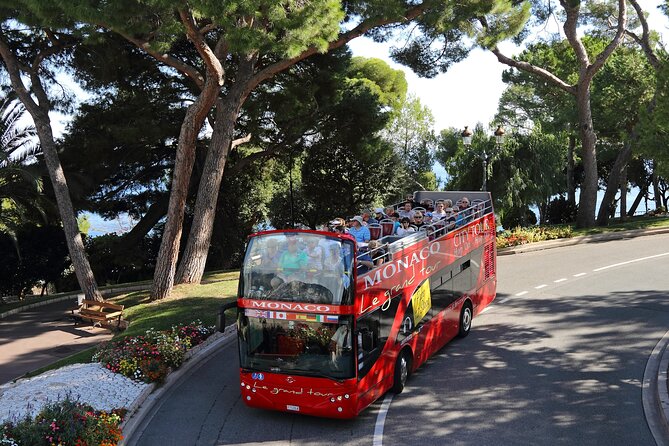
left=0, top=363, right=148, bottom=423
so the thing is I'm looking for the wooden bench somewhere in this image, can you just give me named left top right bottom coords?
left=71, top=299, right=124, bottom=329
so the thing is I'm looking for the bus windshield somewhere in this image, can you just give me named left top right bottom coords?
left=238, top=313, right=355, bottom=380
left=241, top=233, right=355, bottom=305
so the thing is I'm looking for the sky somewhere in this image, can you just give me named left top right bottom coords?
left=348, top=0, right=669, bottom=134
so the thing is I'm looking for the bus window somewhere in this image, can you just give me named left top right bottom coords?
left=240, top=233, right=355, bottom=305
left=238, top=312, right=355, bottom=380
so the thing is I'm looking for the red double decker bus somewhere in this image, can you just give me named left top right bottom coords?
left=233, top=191, right=497, bottom=418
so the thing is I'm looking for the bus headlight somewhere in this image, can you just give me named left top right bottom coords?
left=330, top=397, right=336, bottom=403
left=337, top=396, right=342, bottom=401
left=344, top=394, right=350, bottom=399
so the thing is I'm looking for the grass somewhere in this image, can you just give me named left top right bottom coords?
left=16, top=274, right=241, bottom=379
left=571, top=215, right=669, bottom=236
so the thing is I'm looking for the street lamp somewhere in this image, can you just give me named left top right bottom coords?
left=461, top=126, right=473, bottom=147
left=461, top=125, right=505, bottom=192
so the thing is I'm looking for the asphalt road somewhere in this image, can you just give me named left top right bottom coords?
left=129, top=233, right=669, bottom=446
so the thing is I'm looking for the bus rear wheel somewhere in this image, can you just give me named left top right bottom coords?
left=457, top=303, right=472, bottom=338
left=391, top=350, right=411, bottom=394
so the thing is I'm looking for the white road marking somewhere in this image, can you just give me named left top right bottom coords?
left=373, top=394, right=394, bottom=446
left=593, top=252, right=669, bottom=272
left=573, top=273, right=587, bottom=277
left=497, top=298, right=509, bottom=305
left=554, top=278, right=567, bottom=283
left=535, top=284, right=547, bottom=289
left=515, top=291, right=528, bottom=296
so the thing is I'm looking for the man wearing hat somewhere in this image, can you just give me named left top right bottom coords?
left=348, top=216, right=370, bottom=243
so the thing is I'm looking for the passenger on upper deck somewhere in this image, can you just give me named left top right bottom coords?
left=457, top=197, right=472, bottom=223
left=396, top=217, right=416, bottom=236
left=398, top=202, right=416, bottom=221
left=367, top=240, right=388, bottom=266
left=413, top=212, right=426, bottom=229
left=432, top=201, right=447, bottom=220
left=305, top=237, right=323, bottom=269
left=348, top=216, right=370, bottom=243
left=356, top=249, right=375, bottom=275
left=374, top=208, right=386, bottom=222
left=279, top=237, right=308, bottom=279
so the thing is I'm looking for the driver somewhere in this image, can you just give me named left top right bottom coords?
left=329, top=321, right=351, bottom=369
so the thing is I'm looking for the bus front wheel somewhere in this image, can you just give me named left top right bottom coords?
left=391, top=350, right=411, bottom=394
left=457, top=303, right=472, bottom=338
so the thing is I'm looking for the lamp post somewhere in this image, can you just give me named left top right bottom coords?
left=461, top=125, right=505, bottom=192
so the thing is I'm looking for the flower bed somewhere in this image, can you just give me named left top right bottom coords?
left=0, top=399, right=125, bottom=446
left=93, top=321, right=215, bottom=384
left=497, top=225, right=573, bottom=249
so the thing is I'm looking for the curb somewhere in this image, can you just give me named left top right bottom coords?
left=498, top=227, right=669, bottom=256
left=643, top=330, right=669, bottom=446
left=120, top=325, right=237, bottom=446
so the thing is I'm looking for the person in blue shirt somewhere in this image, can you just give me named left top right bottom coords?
left=347, top=216, right=370, bottom=243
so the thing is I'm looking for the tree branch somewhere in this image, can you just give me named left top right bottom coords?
left=246, top=2, right=431, bottom=94
left=0, top=32, right=41, bottom=115
left=231, top=133, right=252, bottom=149
left=586, top=0, right=627, bottom=80
left=627, top=0, right=661, bottom=70
left=490, top=47, right=575, bottom=95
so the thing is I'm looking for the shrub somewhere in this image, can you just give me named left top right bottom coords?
left=93, top=321, right=215, bottom=383
left=0, top=399, right=124, bottom=446
left=497, top=225, right=573, bottom=249
left=545, top=197, right=578, bottom=224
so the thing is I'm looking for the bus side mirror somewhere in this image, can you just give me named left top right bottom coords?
left=217, top=302, right=238, bottom=333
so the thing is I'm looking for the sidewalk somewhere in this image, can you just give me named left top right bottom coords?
left=0, top=298, right=113, bottom=385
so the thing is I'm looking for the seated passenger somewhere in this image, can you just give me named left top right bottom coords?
left=396, top=217, right=416, bottom=236
left=362, top=211, right=378, bottom=225
left=348, top=216, right=371, bottom=243
left=444, top=207, right=457, bottom=229
left=458, top=197, right=473, bottom=223
left=398, top=201, right=415, bottom=221
left=279, top=238, right=308, bottom=279
left=374, top=207, right=386, bottom=221
left=432, top=201, right=448, bottom=220
left=367, top=240, right=388, bottom=266
left=413, top=212, right=426, bottom=229
left=305, top=238, right=323, bottom=269
left=356, top=249, right=375, bottom=275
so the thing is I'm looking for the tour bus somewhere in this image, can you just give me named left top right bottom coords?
left=232, top=191, right=496, bottom=418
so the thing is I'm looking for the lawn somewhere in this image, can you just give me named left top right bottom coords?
left=21, top=274, right=240, bottom=378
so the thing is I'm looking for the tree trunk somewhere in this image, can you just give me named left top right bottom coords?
left=620, top=164, right=628, bottom=222
left=575, top=84, right=598, bottom=228
left=35, top=117, right=104, bottom=301
left=567, top=133, right=576, bottom=206
left=175, top=94, right=244, bottom=284
left=627, top=183, right=646, bottom=216
left=651, top=160, right=662, bottom=210
left=596, top=138, right=633, bottom=226
left=151, top=75, right=223, bottom=300
left=0, top=37, right=103, bottom=301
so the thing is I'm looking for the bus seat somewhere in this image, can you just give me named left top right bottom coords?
left=380, top=219, right=395, bottom=237
left=368, top=223, right=382, bottom=240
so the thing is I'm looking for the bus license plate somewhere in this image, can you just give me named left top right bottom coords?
left=287, top=405, right=300, bottom=412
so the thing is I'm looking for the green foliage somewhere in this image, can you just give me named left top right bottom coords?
left=0, top=398, right=124, bottom=446
left=84, top=233, right=160, bottom=285
left=381, top=93, right=436, bottom=196
left=545, top=196, right=578, bottom=224
left=0, top=225, right=70, bottom=298
left=389, top=1, right=531, bottom=78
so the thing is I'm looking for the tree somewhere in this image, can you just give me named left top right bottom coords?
left=436, top=123, right=566, bottom=226
left=487, top=1, right=628, bottom=228
left=0, top=17, right=103, bottom=300
left=381, top=93, right=437, bottom=195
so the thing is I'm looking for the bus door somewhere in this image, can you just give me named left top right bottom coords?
left=356, top=294, right=401, bottom=407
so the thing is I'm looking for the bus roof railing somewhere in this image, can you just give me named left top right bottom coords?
left=356, top=196, right=494, bottom=270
